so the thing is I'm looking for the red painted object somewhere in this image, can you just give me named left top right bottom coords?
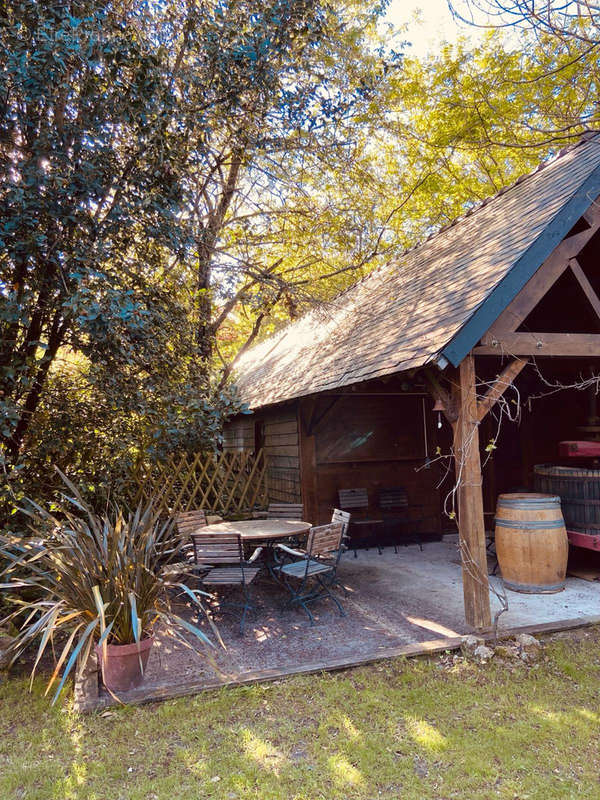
left=559, top=440, right=600, bottom=458
left=567, top=529, right=600, bottom=552
left=96, top=636, right=154, bottom=692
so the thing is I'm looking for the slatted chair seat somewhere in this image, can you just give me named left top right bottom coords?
left=267, top=503, right=304, bottom=520
left=278, top=558, right=332, bottom=578
left=203, top=566, right=261, bottom=584
left=273, top=522, right=345, bottom=624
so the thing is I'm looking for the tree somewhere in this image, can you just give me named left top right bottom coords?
left=0, top=0, right=347, bottom=465
left=445, top=0, right=599, bottom=144
left=177, top=1, right=400, bottom=366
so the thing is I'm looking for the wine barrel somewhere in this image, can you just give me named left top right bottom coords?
left=534, top=464, right=600, bottom=536
left=495, top=493, right=568, bottom=594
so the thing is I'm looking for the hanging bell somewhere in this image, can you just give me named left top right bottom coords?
left=432, top=397, right=445, bottom=429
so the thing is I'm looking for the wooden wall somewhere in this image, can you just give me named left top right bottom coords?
left=222, top=416, right=254, bottom=453
left=223, top=402, right=301, bottom=504
left=298, top=382, right=445, bottom=527
left=263, top=404, right=301, bottom=503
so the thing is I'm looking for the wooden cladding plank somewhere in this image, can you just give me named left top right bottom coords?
left=264, top=444, right=300, bottom=457
left=264, top=419, right=298, bottom=435
left=266, top=455, right=300, bottom=469
left=261, top=405, right=297, bottom=425
left=264, top=433, right=299, bottom=447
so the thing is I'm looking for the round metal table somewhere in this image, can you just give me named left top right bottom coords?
left=198, top=518, right=311, bottom=543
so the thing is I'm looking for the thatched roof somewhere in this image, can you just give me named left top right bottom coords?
left=234, top=134, right=600, bottom=409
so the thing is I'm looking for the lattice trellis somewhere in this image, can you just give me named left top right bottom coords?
left=130, top=450, right=268, bottom=516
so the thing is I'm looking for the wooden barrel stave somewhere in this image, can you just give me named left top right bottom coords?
left=534, top=464, right=600, bottom=533
left=495, top=493, right=568, bottom=594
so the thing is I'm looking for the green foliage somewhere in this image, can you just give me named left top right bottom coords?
left=0, top=0, right=342, bottom=516
left=0, top=473, right=215, bottom=703
left=1, top=0, right=598, bottom=527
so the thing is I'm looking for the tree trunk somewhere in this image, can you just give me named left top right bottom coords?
left=6, top=312, right=69, bottom=462
left=194, top=151, right=243, bottom=363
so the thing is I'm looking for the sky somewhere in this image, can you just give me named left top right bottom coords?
left=385, top=0, right=488, bottom=57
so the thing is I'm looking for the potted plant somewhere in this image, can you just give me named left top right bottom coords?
left=0, top=472, right=216, bottom=701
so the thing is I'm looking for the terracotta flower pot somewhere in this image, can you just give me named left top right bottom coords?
left=96, top=636, right=154, bottom=692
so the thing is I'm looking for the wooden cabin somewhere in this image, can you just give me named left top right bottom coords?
left=224, top=133, right=600, bottom=630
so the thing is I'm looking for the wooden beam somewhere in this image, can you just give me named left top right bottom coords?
left=569, top=258, right=600, bottom=320
left=307, top=396, right=339, bottom=436
left=423, top=367, right=458, bottom=423
left=475, top=332, right=600, bottom=357
left=75, top=615, right=600, bottom=711
left=452, top=355, right=491, bottom=630
left=488, top=221, right=600, bottom=335
left=476, top=358, right=528, bottom=423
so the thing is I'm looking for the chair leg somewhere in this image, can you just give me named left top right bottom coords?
left=332, top=577, right=351, bottom=597
left=282, top=577, right=317, bottom=625
left=328, top=589, right=345, bottom=617
left=315, top=575, right=345, bottom=617
left=298, top=599, right=315, bottom=625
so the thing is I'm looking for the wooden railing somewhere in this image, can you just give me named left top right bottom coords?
left=130, top=450, right=268, bottom=516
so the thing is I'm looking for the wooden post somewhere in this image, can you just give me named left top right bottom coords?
left=452, top=354, right=492, bottom=630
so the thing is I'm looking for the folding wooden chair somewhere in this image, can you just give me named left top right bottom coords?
left=192, top=533, right=262, bottom=634
left=331, top=508, right=351, bottom=539
left=379, top=488, right=430, bottom=552
left=338, top=489, right=384, bottom=556
left=331, top=509, right=351, bottom=594
left=266, top=503, right=305, bottom=520
left=175, top=509, right=208, bottom=538
left=161, top=510, right=209, bottom=580
left=274, top=522, right=345, bottom=624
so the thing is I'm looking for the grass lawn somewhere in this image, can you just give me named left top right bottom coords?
left=1, top=628, right=599, bottom=800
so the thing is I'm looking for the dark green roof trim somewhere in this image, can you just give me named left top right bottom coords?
left=441, top=160, right=600, bottom=368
